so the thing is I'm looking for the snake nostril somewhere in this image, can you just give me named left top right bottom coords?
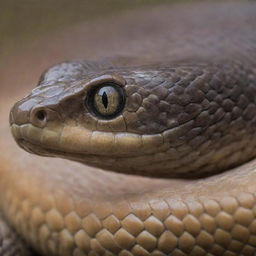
left=34, top=110, right=47, bottom=124
left=31, top=107, right=59, bottom=128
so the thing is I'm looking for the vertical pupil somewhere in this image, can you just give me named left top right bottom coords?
left=102, top=91, right=108, bottom=109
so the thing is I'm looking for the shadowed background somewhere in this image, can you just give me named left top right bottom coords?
left=0, top=0, right=174, bottom=99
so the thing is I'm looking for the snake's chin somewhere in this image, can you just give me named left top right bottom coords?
left=16, top=139, right=56, bottom=157
left=10, top=124, right=80, bottom=159
left=10, top=124, right=132, bottom=175
left=15, top=137, right=93, bottom=162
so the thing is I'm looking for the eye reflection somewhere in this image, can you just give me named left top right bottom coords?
left=86, top=83, right=125, bottom=119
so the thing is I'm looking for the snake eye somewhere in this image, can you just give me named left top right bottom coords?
left=86, top=83, right=125, bottom=119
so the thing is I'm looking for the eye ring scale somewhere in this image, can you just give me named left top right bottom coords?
left=85, top=82, right=126, bottom=119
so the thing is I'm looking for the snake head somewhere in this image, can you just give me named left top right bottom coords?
left=10, top=60, right=256, bottom=178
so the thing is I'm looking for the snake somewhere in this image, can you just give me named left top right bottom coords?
left=1, top=1, right=256, bottom=255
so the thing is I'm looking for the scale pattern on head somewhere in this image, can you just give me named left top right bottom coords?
left=10, top=60, right=256, bottom=178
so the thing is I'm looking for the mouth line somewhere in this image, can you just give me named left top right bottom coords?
left=16, top=138, right=139, bottom=163
left=18, top=138, right=64, bottom=156
left=16, top=138, right=172, bottom=174
left=12, top=123, right=175, bottom=165
left=17, top=138, right=97, bottom=159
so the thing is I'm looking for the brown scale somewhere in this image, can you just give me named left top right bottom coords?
left=1, top=1, right=256, bottom=256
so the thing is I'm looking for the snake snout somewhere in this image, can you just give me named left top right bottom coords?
left=10, top=98, right=35, bottom=126
left=10, top=97, right=61, bottom=129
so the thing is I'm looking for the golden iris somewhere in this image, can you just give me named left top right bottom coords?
left=87, top=83, right=125, bottom=119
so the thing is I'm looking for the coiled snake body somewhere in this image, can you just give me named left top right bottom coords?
left=1, top=1, right=256, bottom=255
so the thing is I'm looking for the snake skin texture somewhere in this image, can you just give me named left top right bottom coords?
left=0, top=215, right=31, bottom=256
left=1, top=1, right=256, bottom=256
left=10, top=61, right=256, bottom=178
left=1, top=159, right=256, bottom=256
